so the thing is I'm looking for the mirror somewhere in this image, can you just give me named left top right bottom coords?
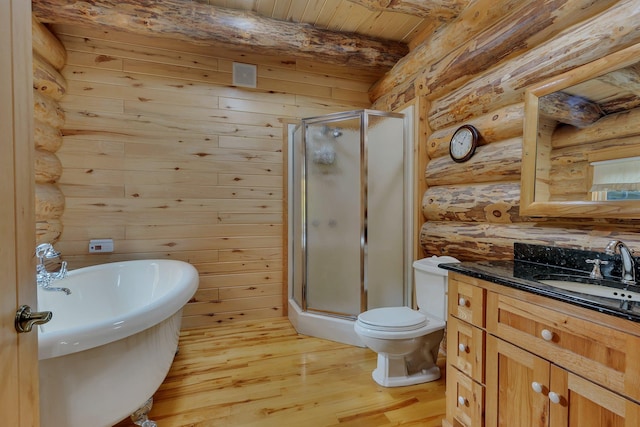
left=521, top=42, right=640, bottom=218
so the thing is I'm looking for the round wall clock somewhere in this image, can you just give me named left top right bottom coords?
left=449, top=124, right=479, bottom=163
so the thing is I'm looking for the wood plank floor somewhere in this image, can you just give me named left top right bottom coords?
left=114, top=317, right=446, bottom=426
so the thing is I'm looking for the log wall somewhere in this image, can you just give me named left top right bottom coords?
left=33, top=16, right=67, bottom=244
left=51, top=24, right=373, bottom=329
left=373, top=0, right=640, bottom=261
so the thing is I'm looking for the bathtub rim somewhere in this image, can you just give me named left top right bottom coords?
left=38, top=259, right=198, bottom=360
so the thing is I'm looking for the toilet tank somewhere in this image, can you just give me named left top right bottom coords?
left=412, top=255, right=460, bottom=321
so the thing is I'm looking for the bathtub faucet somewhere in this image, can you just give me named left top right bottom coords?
left=36, top=243, right=70, bottom=295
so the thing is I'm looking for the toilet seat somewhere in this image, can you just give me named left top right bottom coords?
left=355, top=307, right=445, bottom=340
left=357, top=307, right=427, bottom=331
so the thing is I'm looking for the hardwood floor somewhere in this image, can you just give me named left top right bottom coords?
left=114, top=317, right=446, bottom=426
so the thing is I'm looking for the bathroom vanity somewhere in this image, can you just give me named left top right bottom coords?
left=441, top=245, right=640, bottom=427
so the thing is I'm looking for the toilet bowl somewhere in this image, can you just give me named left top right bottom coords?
left=354, top=255, right=459, bottom=387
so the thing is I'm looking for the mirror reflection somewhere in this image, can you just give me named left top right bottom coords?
left=536, top=61, right=640, bottom=203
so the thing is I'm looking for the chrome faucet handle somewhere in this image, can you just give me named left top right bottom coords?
left=36, top=242, right=60, bottom=258
left=586, top=259, right=608, bottom=280
left=34, top=243, right=70, bottom=294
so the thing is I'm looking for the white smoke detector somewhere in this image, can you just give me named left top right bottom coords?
left=232, top=62, right=257, bottom=88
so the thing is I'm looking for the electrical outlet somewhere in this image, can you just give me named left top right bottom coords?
left=89, top=239, right=114, bottom=253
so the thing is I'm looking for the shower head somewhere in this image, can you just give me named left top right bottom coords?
left=318, top=125, right=342, bottom=139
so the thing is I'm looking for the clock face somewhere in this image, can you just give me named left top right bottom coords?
left=449, top=125, right=478, bottom=162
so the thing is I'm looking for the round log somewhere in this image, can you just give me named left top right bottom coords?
left=538, top=91, right=603, bottom=128
left=427, top=1, right=640, bottom=131
left=349, top=0, right=470, bottom=20
left=33, top=0, right=407, bottom=73
left=35, top=183, right=65, bottom=221
left=34, top=119, right=63, bottom=153
left=32, top=15, right=66, bottom=70
left=425, top=137, right=522, bottom=187
left=36, top=219, right=63, bottom=245
left=420, top=221, right=640, bottom=261
left=35, top=149, right=63, bottom=184
left=34, top=89, right=65, bottom=129
left=369, top=0, right=525, bottom=102
left=33, top=52, right=67, bottom=101
left=427, top=103, right=524, bottom=159
left=551, top=107, right=640, bottom=149
left=422, top=181, right=523, bottom=223
left=549, top=137, right=639, bottom=168
left=427, top=0, right=618, bottom=102
left=372, top=0, right=619, bottom=106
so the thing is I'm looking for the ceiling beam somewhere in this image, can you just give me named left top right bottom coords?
left=539, top=91, right=603, bottom=128
left=32, top=0, right=408, bottom=72
left=348, top=0, right=470, bottom=21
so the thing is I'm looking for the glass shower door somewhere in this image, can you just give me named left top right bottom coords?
left=304, top=118, right=362, bottom=317
left=366, top=113, right=406, bottom=308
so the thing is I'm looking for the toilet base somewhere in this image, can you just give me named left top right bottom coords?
left=371, top=353, right=441, bottom=387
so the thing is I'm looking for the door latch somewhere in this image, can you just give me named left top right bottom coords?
left=15, top=305, right=52, bottom=333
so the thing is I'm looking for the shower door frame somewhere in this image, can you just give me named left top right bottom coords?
left=299, top=109, right=407, bottom=319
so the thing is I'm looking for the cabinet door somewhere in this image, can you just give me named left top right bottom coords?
left=448, top=316, right=485, bottom=383
left=549, top=365, right=640, bottom=427
left=446, top=364, right=484, bottom=427
left=486, top=336, right=550, bottom=427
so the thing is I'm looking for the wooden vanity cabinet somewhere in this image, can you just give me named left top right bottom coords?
left=443, top=272, right=640, bottom=427
left=486, top=335, right=640, bottom=427
left=445, top=277, right=486, bottom=427
left=487, top=292, right=640, bottom=403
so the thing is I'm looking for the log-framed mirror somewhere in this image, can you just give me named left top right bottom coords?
left=521, top=42, right=640, bottom=218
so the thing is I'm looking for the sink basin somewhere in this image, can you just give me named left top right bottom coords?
left=535, top=274, right=640, bottom=304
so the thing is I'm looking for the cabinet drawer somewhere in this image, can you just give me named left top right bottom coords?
left=446, top=364, right=484, bottom=427
left=447, top=316, right=485, bottom=383
left=487, top=291, right=640, bottom=401
left=449, top=278, right=486, bottom=327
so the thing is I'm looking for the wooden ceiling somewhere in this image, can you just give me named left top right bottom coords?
left=198, top=0, right=440, bottom=44
left=33, top=0, right=467, bottom=73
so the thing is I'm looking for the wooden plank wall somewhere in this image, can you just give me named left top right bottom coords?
left=51, top=24, right=373, bottom=329
left=372, top=0, right=640, bottom=261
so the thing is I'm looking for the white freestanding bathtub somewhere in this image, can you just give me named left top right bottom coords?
left=37, top=259, right=199, bottom=427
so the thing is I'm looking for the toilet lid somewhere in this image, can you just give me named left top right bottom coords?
left=357, top=307, right=427, bottom=331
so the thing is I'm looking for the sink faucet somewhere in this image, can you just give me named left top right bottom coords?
left=36, top=243, right=70, bottom=294
left=604, top=240, right=636, bottom=287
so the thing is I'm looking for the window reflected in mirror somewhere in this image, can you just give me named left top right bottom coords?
left=590, top=156, right=640, bottom=201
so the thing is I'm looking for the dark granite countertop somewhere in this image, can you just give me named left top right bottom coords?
left=439, top=259, right=640, bottom=322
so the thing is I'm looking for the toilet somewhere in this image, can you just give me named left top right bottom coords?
left=354, top=255, right=460, bottom=387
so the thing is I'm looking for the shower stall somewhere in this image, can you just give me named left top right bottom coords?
left=287, top=109, right=413, bottom=346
